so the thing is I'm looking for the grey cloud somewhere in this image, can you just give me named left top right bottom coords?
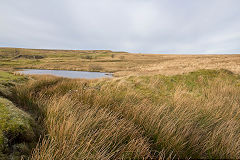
left=0, top=0, right=240, bottom=54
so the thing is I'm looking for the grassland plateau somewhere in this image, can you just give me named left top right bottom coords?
left=1, top=47, right=240, bottom=159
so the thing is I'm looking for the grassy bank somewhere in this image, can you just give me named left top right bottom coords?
left=0, top=71, right=40, bottom=159
left=9, top=69, right=240, bottom=159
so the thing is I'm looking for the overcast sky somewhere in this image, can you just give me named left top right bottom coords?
left=1, top=0, right=240, bottom=54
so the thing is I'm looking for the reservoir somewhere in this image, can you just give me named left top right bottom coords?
left=17, top=69, right=113, bottom=79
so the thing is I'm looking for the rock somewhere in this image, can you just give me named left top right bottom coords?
left=0, top=97, right=37, bottom=159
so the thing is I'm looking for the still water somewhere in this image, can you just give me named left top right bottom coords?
left=17, top=69, right=113, bottom=79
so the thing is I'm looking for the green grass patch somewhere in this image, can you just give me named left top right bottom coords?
left=0, top=97, right=37, bottom=159
left=0, top=71, right=25, bottom=82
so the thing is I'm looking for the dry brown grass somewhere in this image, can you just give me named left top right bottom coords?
left=13, top=77, right=152, bottom=159
left=9, top=69, right=240, bottom=159
left=1, top=48, right=240, bottom=77
left=3, top=48, right=240, bottom=159
left=134, top=54, right=240, bottom=76
left=32, top=96, right=151, bottom=159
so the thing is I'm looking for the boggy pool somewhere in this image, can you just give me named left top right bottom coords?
left=17, top=69, right=113, bottom=79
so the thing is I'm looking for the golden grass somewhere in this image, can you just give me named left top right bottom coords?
left=2, top=47, right=240, bottom=159
left=13, top=77, right=152, bottom=159
left=32, top=96, right=151, bottom=159
left=9, top=69, right=240, bottom=159
left=1, top=48, right=240, bottom=77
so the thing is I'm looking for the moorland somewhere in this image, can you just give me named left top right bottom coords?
left=1, top=47, right=240, bottom=159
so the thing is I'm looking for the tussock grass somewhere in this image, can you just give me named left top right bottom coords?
left=11, top=69, right=240, bottom=159
left=32, top=95, right=151, bottom=159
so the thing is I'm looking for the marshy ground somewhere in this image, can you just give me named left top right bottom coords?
left=1, top=48, right=240, bottom=159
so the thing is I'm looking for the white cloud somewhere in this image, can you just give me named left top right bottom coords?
left=0, top=0, right=240, bottom=54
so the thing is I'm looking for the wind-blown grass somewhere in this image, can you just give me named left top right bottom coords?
left=11, top=69, right=240, bottom=159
